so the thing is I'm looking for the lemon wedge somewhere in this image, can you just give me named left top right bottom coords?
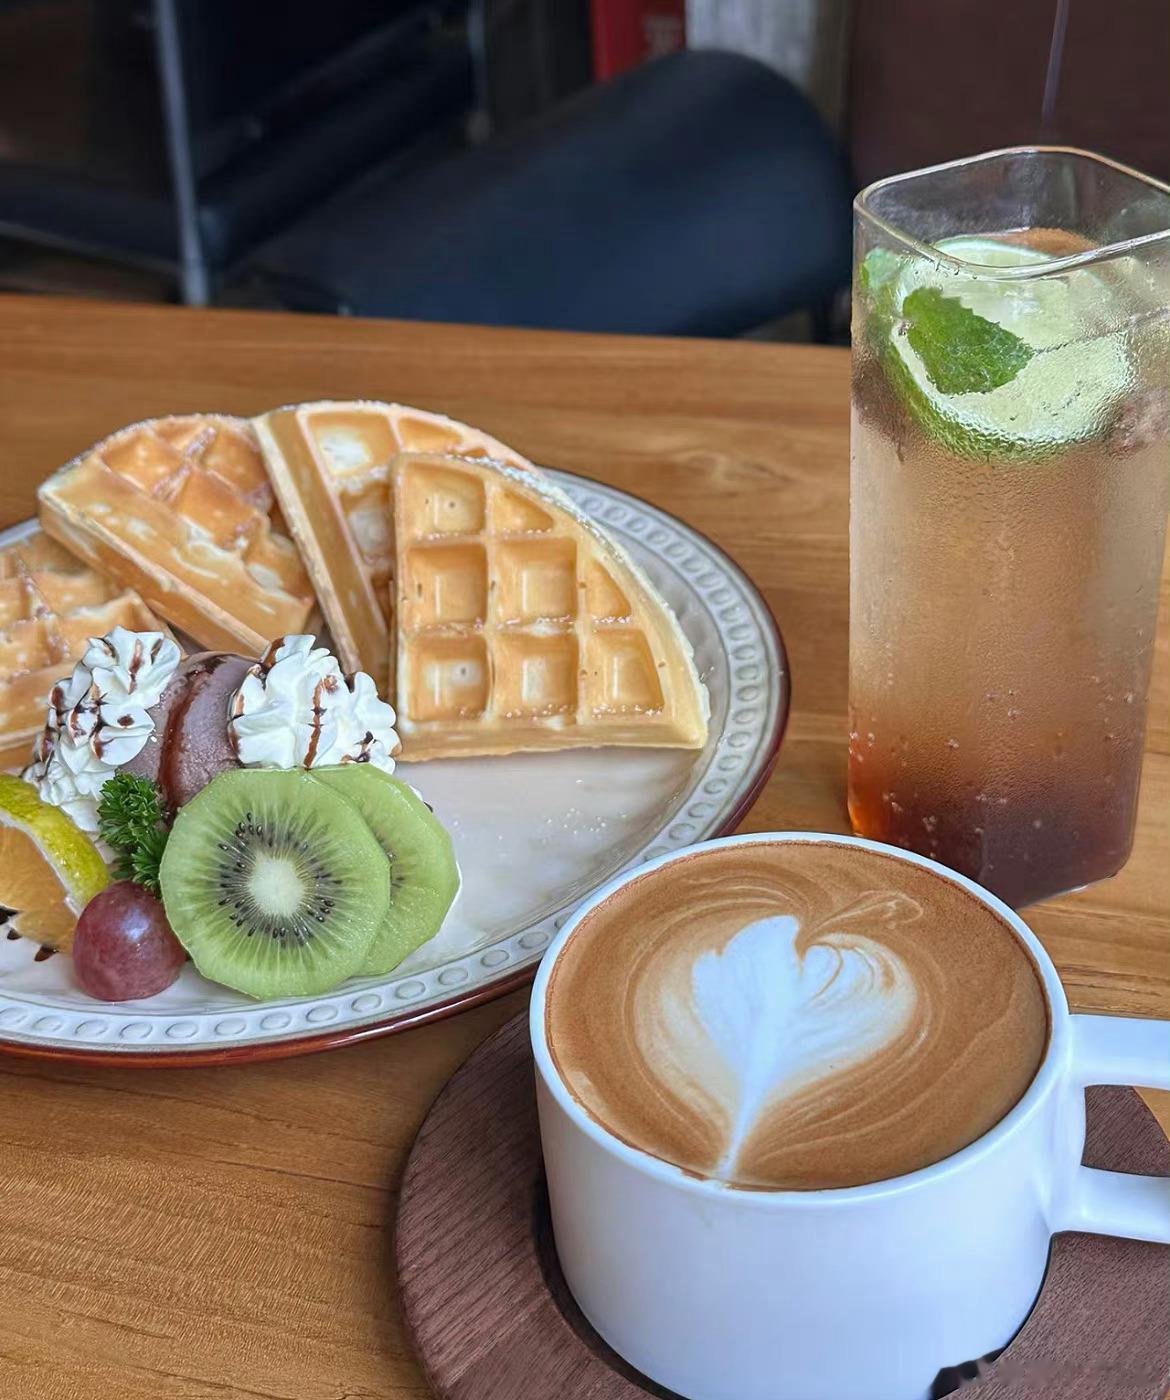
left=0, top=774, right=109, bottom=953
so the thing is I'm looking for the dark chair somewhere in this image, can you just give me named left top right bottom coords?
left=0, top=0, right=473, bottom=304
left=246, top=49, right=853, bottom=336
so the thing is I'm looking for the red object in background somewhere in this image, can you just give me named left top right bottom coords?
left=591, top=0, right=685, bottom=81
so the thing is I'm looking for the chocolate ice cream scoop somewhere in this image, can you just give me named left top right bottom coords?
left=123, top=651, right=252, bottom=811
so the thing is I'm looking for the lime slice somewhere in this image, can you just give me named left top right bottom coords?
left=867, top=236, right=1133, bottom=460
left=0, top=773, right=110, bottom=951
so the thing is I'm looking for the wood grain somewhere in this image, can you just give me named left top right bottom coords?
left=397, top=1013, right=1170, bottom=1400
left=0, top=294, right=1166, bottom=1400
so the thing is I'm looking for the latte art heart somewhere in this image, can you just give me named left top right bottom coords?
left=546, top=841, right=1049, bottom=1190
left=648, top=914, right=918, bottom=1177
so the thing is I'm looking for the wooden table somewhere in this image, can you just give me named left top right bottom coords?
left=0, top=295, right=1166, bottom=1400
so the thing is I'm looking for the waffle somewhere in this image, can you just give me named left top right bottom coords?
left=254, top=401, right=536, bottom=691
left=37, top=415, right=318, bottom=655
left=0, top=527, right=172, bottom=767
left=390, top=452, right=709, bottom=760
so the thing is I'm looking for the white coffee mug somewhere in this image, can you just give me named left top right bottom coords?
left=529, top=832, right=1170, bottom=1400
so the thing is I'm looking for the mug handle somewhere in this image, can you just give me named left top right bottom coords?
left=1052, top=1014, right=1170, bottom=1244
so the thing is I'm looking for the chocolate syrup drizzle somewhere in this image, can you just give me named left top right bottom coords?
left=255, top=636, right=286, bottom=678
left=303, top=675, right=331, bottom=768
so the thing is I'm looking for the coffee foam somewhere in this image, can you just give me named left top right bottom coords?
left=545, top=841, right=1049, bottom=1190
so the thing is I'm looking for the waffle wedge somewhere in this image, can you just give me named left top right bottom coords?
left=391, top=452, right=709, bottom=760
left=0, top=526, right=172, bottom=767
left=253, top=400, right=535, bottom=691
left=37, top=415, right=317, bottom=654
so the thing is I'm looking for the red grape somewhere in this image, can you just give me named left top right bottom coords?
left=73, top=881, right=186, bottom=1001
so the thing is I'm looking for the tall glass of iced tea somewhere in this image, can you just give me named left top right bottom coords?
left=850, top=148, right=1170, bottom=907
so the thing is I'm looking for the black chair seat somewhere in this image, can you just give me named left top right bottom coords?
left=247, top=49, right=853, bottom=336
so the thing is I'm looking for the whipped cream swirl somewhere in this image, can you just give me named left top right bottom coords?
left=25, top=627, right=182, bottom=831
left=229, top=635, right=398, bottom=773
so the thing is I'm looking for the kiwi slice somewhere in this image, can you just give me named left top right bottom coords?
left=309, top=766, right=459, bottom=976
left=159, top=768, right=390, bottom=999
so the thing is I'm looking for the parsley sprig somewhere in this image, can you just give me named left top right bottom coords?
left=97, top=773, right=170, bottom=895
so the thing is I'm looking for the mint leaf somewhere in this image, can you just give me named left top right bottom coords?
left=859, top=248, right=902, bottom=328
left=902, top=286, right=1033, bottom=395
left=858, top=247, right=902, bottom=298
left=858, top=249, right=906, bottom=383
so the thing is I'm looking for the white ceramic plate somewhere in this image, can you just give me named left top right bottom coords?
left=0, top=472, right=788, bottom=1063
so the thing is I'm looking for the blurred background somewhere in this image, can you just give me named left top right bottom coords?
left=0, top=0, right=1166, bottom=340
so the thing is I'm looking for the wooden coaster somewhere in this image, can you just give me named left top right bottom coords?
left=397, top=1015, right=1170, bottom=1400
